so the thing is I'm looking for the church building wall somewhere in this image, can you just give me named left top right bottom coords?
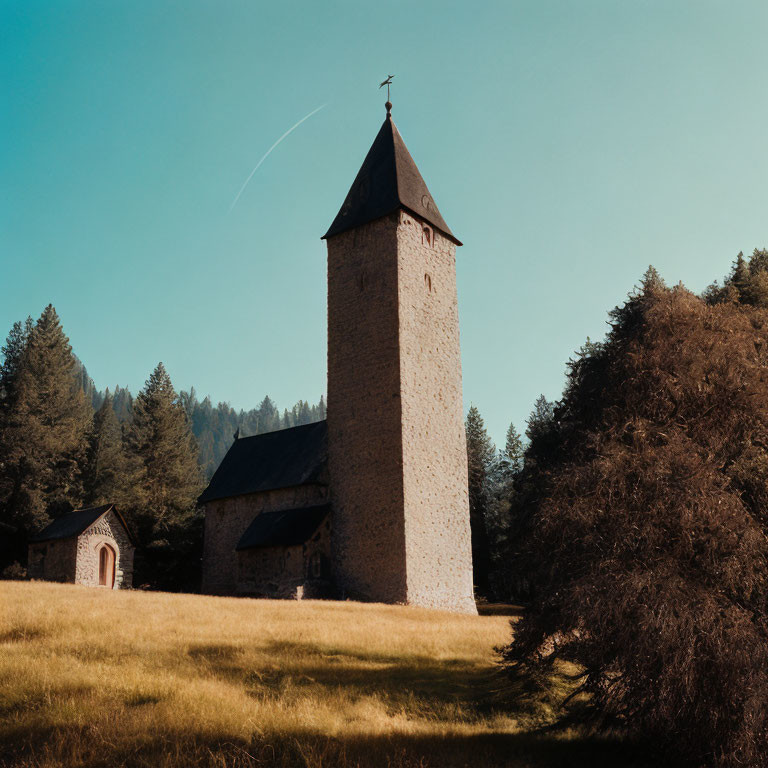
left=202, top=483, right=329, bottom=596
left=27, top=510, right=133, bottom=589
left=236, top=514, right=332, bottom=599
left=327, top=211, right=476, bottom=613
left=27, top=538, right=77, bottom=583
left=74, top=510, right=134, bottom=589
left=327, top=214, right=409, bottom=603
left=396, top=215, right=476, bottom=612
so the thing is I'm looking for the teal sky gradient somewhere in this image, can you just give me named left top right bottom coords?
left=3, top=1, right=768, bottom=446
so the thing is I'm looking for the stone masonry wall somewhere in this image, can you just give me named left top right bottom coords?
left=396, top=214, right=476, bottom=613
left=28, top=538, right=78, bottom=583
left=326, top=211, right=476, bottom=613
left=75, top=510, right=134, bottom=589
left=202, top=484, right=329, bottom=596
left=236, top=514, right=332, bottom=598
left=237, top=544, right=304, bottom=597
left=327, top=215, right=409, bottom=603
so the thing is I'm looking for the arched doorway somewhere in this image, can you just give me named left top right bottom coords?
left=98, top=544, right=115, bottom=588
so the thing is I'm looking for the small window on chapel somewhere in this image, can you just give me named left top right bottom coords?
left=422, top=225, right=433, bottom=247
left=425, top=273, right=432, bottom=293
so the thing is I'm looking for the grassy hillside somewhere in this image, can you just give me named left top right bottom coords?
left=0, top=582, right=649, bottom=768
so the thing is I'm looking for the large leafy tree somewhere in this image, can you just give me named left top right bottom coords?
left=502, top=269, right=768, bottom=767
left=124, top=362, right=203, bottom=589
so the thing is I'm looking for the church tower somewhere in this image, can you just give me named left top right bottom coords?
left=323, top=101, right=476, bottom=613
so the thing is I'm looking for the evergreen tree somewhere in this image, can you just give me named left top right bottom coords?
left=705, top=249, right=768, bottom=307
left=256, top=395, right=280, bottom=433
left=465, top=405, right=494, bottom=598
left=0, top=317, right=33, bottom=409
left=525, top=395, right=554, bottom=443
left=732, top=252, right=750, bottom=298
left=500, top=421, right=523, bottom=479
left=124, top=363, right=203, bottom=589
left=111, top=386, right=133, bottom=423
left=482, top=419, right=524, bottom=597
left=74, top=357, right=100, bottom=410
left=83, top=392, right=128, bottom=506
left=125, top=363, right=202, bottom=539
left=0, top=306, right=91, bottom=545
left=0, top=317, right=34, bottom=570
left=297, top=400, right=312, bottom=425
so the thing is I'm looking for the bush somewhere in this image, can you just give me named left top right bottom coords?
left=1, top=561, right=27, bottom=580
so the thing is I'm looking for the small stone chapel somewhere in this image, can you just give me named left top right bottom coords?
left=200, top=100, right=476, bottom=613
left=27, top=504, right=135, bottom=589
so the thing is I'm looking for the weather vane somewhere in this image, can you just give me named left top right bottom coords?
left=379, top=75, right=394, bottom=115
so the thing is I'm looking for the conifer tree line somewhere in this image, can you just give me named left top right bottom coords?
left=77, top=370, right=326, bottom=479
left=0, top=305, right=324, bottom=588
left=464, top=400, right=544, bottom=601
left=182, top=391, right=325, bottom=479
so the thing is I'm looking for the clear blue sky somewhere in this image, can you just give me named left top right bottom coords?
left=3, top=1, right=768, bottom=446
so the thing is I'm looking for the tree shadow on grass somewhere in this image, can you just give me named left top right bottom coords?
left=176, top=639, right=594, bottom=731
left=187, top=639, right=505, bottom=720
left=0, top=725, right=663, bottom=768
left=0, top=641, right=666, bottom=768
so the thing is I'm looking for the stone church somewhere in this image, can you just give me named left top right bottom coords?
left=200, top=101, right=476, bottom=613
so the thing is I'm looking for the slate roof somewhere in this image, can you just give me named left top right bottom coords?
left=30, top=504, right=134, bottom=544
left=236, top=504, right=330, bottom=550
left=322, top=113, right=461, bottom=245
left=198, top=420, right=328, bottom=504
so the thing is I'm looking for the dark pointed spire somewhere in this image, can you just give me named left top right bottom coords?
left=322, top=110, right=460, bottom=245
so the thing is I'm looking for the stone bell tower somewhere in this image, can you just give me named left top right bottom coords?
left=323, top=100, right=476, bottom=613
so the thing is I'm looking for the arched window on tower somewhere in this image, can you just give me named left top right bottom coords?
left=422, top=225, right=433, bottom=247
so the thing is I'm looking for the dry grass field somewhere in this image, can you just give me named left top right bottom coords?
left=0, top=581, right=652, bottom=768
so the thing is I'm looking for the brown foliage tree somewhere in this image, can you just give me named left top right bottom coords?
left=502, top=271, right=768, bottom=767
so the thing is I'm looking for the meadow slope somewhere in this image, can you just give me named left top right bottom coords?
left=0, top=582, right=650, bottom=768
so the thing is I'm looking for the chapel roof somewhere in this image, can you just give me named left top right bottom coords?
left=30, top=504, right=134, bottom=544
left=236, top=503, right=330, bottom=550
left=322, top=108, right=461, bottom=245
left=198, top=420, right=328, bottom=504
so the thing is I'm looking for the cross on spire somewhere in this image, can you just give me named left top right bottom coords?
left=379, top=75, right=394, bottom=116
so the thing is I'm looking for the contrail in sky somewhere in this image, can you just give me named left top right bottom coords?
left=228, top=103, right=327, bottom=212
